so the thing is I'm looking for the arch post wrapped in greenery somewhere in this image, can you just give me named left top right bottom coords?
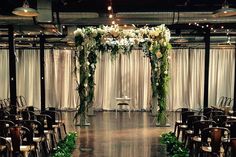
left=74, top=25, right=171, bottom=126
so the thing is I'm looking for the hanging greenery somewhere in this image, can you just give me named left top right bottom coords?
left=74, top=25, right=171, bottom=124
left=160, top=132, right=189, bottom=157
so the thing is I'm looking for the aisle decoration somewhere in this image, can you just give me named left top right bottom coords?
left=74, top=24, right=171, bottom=125
left=51, top=132, right=77, bottom=157
left=160, top=132, right=189, bottom=157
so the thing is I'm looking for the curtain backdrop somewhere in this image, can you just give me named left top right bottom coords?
left=0, top=49, right=10, bottom=99
left=168, top=49, right=205, bottom=110
left=16, top=49, right=41, bottom=108
left=45, top=49, right=78, bottom=109
left=94, top=50, right=152, bottom=110
left=0, top=48, right=235, bottom=110
left=208, top=48, right=235, bottom=106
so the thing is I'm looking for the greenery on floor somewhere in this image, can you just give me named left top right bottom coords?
left=51, top=132, right=77, bottom=157
left=160, top=132, right=189, bottom=157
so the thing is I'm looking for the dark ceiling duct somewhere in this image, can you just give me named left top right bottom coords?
left=36, top=0, right=53, bottom=23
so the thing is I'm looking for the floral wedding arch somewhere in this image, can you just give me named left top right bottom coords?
left=74, top=24, right=171, bottom=125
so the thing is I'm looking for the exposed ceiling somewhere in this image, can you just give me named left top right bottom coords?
left=0, top=0, right=236, bottom=48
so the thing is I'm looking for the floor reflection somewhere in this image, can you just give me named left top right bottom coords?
left=67, top=112, right=173, bottom=157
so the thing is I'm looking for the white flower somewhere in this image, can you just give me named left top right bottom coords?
left=87, top=61, right=90, bottom=65
left=154, top=68, right=158, bottom=71
left=156, top=83, right=159, bottom=86
left=84, top=84, right=88, bottom=87
left=167, top=56, right=171, bottom=60
left=164, top=71, right=168, bottom=74
left=88, top=74, right=91, bottom=77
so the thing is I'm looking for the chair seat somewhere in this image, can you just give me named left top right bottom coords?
left=19, top=145, right=35, bottom=152
left=186, top=130, right=194, bottom=135
left=176, top=120, right=182, bottom=124
left=52, top=124, right=60, bottom=128
left=44, top=130, right=53, bottom=134
left=179, top=124, right=188, bottom=129
left=201, top=146, right=224, bottom=153
left=192, top=136, right=201, bottom=142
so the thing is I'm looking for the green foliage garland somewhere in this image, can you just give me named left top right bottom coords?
left=51, top=132, right=77, bottom=157
left=160, top=132, right=189, bottom=157
left=74, top=25, right=171, bottom=124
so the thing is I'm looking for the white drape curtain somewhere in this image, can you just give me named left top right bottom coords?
left=16, top=49, right=41, bottom=108
left=45, top=49, right=78, bottom=109
left=168, top=49, right=205, bottom=110
left=94, top=50, right=152, bottom=110
left=208, top=48, right=235, bottom=106
left=0, top=49, right=10, bottom=99
left=0, top=48, right=235, bottom=111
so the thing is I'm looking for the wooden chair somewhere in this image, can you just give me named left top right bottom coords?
left=36, top=114, right=56, bottom=153
left=200, top=127, right=230, bottom=157
left=177, top=111, right=195, bottom=141
left=191, top=120, right=216, bottom=156
left=10, top=126, right=36, bottom=157
left=173, top=108, right=189, bottom=136
left=0, top=136, right=11, bottom=157
left=184, top=115, right=206, bottom=147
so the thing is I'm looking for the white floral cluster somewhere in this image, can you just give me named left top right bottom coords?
left=74, top=24, right=171, bottom=50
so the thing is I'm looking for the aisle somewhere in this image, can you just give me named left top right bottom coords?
left=66, top=112, right=173, bottom=157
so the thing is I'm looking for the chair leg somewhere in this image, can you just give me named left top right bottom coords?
left=177, top=127, right=180, bottom=140
left=128, top=106, right=130, bottom=119
left=174, top=123, right=177, bottom=135
left=62, top=123, right=67, bottom=135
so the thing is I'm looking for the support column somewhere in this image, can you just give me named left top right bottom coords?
left=203, top=28, right=210, bottom=108
left=40, top=35, right=46, bottom=111
left=8, top=25, right=17, bottom=114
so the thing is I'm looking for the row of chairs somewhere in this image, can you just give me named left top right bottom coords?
left=173, top=107, right=236, bottom=157
left=0, top=97, right=67, bottom=157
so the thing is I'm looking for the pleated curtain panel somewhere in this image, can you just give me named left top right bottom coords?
left=0, top=48, right=235, bottom=110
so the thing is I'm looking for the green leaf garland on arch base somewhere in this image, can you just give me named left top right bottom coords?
left=74, top=24, right=172, bottom=126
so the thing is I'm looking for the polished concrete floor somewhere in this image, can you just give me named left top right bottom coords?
left=63, top=111, right=173, bottom=157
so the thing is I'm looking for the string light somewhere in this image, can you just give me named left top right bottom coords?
left=107, top=6, right=112, bottom=11
left=112, top=20, right=116, bottom=25
left=109, top=14, right=113, bottom=18
left=188, top=22, right=226, bottom=34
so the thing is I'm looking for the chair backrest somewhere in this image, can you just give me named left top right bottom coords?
left=175, top=108, right=189, bottom=120
left=20, top=120, right=44, bottom=137
left=37, top=114, right=53, bottom=130
left=182, top=111, right=195, bottom=124
left=212, top=115, right=227, bottom=127
left=226, top=120, right=236, bottom=138
left=187, top=115, right=206, bottom=129
left=203, top=108, right=213, bottom=119
left=193, top=120, right=216, bottom=136
left=0, top=120, right=15, bottom=137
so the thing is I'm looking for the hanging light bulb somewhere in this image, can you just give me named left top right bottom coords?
left=12, top=0, right=39, bottom=17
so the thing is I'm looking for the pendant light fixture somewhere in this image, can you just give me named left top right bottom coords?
left=12, top=0, right=39, bottom=17
left=213, top=0, right=236, bottom=17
